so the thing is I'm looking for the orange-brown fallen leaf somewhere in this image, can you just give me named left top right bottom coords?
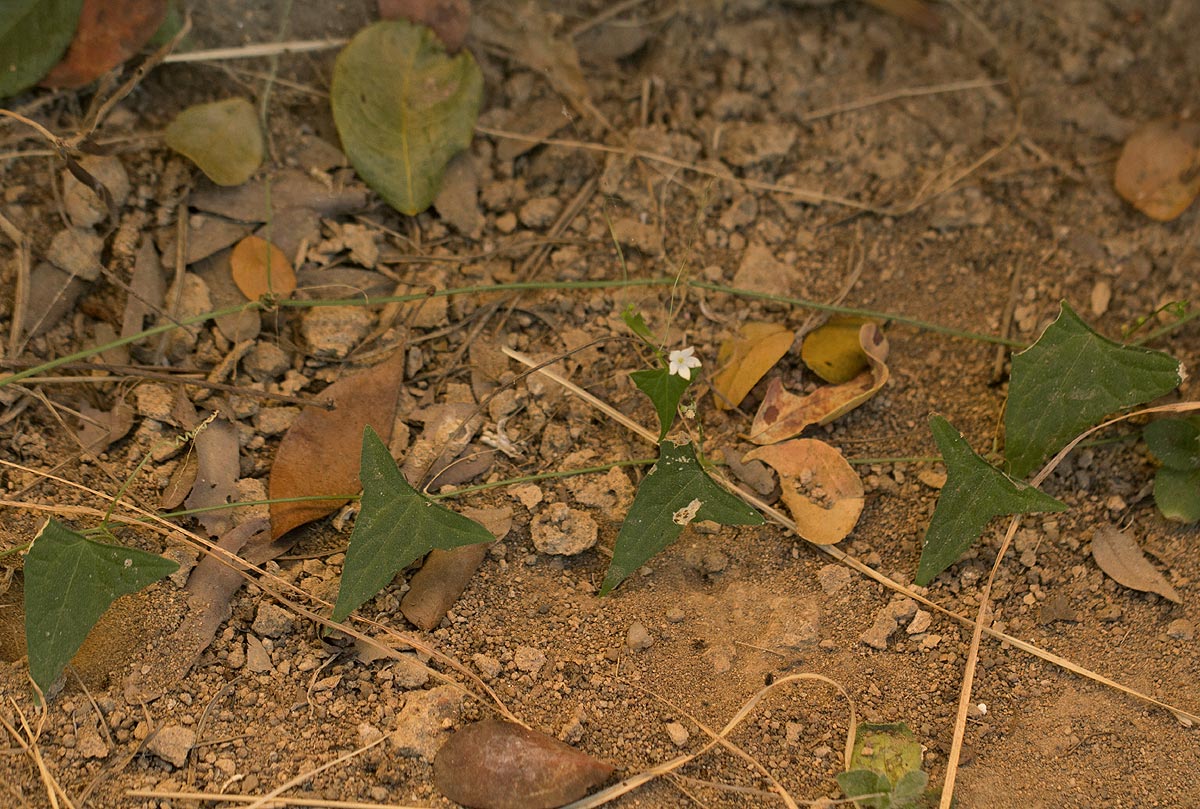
left=750, top=322, right=889, bottom=444
left=268, top=349, right=406, bottom=540
left=40, top=0, right=167, bottom=89
left=745, top=439, right=864, bottom=545
left=1114, top=118, right=1200, bottom=222
left=712, top=321, right=795, bottom=410
left=230, top=235, right=296, bottom=300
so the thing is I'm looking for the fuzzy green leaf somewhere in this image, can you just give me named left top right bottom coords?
left=331, top=426, right=492, bottom=623
left=917, top=416, right=1066, bottom=586
left=1153, top=467, right=1200, bottom=523
left=1144, top=417, right=1200, bottom=470
left=600, top=441, right=762, bottom=595
left=0, top=0, right=82, bottom=98
left=24, top=519, right=178, bottom=696
left=836, top=770, right=893, bottom=809
left=630, top=367, right=690, bottom=441
left=331, top=20, right=482, bottom=216
left=1005, top=302, right=1181, bottom=478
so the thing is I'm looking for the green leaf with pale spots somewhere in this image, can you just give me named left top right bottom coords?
left=24, top=519, right=178, bottom=696
left=1005, top=302, right=1181, bottom=479
left=601, top=441, right=762, bottom=595
left=331, top=426, right=492, bottom=623
left=332, top=20, right=482, bottom=216
left=916, top=416, right=1066, bottom=586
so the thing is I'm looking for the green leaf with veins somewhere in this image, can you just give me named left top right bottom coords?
left=331, top=426, right=492, bottom=623
left=631, top=367, right=691, bottom=441
left=600, top=440, right=762, bottom=595
left=916, top=416, right=1066, bottom=586
left=1004, top=302, right=1181, bottom=479
left=24, top=519, right=178, bottom=696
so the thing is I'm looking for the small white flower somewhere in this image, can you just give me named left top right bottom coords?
left=667, top=346, right=702, bottom=380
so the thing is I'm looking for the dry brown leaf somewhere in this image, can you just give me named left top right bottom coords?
left=76, top=402, right=134, bottom=453
left=1114, top=118, right=1200, bottom=222
left=230, top=235, right=296, bottom=300
left=745, top=439, right=863, bottom=545
left=750, top=323, right=889, bottom=445
left=1091, top=526, right=1181, bottom=603
left=40, top=0, right=167, bottom=89
left=712, top=322, right=795, bottom=410
left=434, top=719, right=615, bottom=809
left=378, top=0, right=470, bottom=52
left=269, top=349, right=406, bottom=540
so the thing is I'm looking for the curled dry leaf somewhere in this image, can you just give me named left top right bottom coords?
left=750, top=322, right=889, bottom=444
left=745, top=439, right=864, bottom=545
left=711, top=321, right=794, bottom=410
left=230, top=235, right=296, bottom=300
left=269, top=349, right=406, bottom=540
left=434, top=719, right=615, bottom=809
left=801, top=316, right=878, bottom=384
left=1114, top=118, right=1200, bottom=222
left=1091, top=525, right=1181, bottom=603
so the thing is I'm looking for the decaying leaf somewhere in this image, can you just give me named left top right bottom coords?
left=1091, top=525, right=1181, bottom=603
left=269, top=349, right=406, bottom=540
left=230, top=235, right=296, bottom=300
left=801, top=316, right=877, bottom=384
left=39, top=0, right=166, bottom=88
left=165, top=98, right=264, bottom=187
left=184, top=417, right=240, bottom=537
left=745, top=439, right=864, bottom=545
left=75, top=401, right=134, bottom=453
left=434, top=719, right=615, bottom=809
left=1114, top=118, right=1200, bottom=222
left=331, top=20, right=482, bottom=216
left=712, top=321, right=794, bottom=409
left=378, top=0, right=469, bottom=51
left=750, top=322, right=889, bottom=444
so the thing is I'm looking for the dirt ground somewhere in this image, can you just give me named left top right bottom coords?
left=1, top=1, right=1199, bottom=807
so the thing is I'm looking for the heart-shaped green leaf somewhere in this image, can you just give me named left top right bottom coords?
left=331, top=426, right=492, bottom=623
left=0, top=0, right=82, bottom=98
left=165, top=97, right=263, bottom=186
left=916, top=416, right=1066, bottom=586
left=24, top=519, right=179, bottom=696
left=331, top=20, right=482, bottom=216
left=601, top=440, right=762, bottom=595
left=1005, top=302, right=1181, bottom=479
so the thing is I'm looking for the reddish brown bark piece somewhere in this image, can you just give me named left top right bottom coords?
left=41, top=0, right=168, bottom=88
left=378, top=0, right=470, bottom=51
left=434, top=720, right=615, bottom=809
left=268, top=349, right=405, bottom=540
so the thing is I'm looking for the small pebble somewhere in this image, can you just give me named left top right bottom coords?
left=626, top=622, right=654, bottom=651
left=665, top=722, right=689, bottom=747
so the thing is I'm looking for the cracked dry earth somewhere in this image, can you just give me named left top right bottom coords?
left=1, top=1, right=1199, bottom=808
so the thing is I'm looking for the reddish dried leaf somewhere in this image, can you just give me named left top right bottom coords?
left=269, top=350, right=406, bottom=540
left=1114, top=118, right=1200, bottom=222
left=184, top=418, right=240, bottom=537
left=230, top=235, right=296, bottom=300
left=40, top=0, right=167, bottom=88
left=745, top=439, right=864, bottom=545
left=434, top=720, right=615, bottom=809
left=750, top=323, right=889, bottom=444
left=378, top=0, right=469, bottom=51
left=711, top=321, right=794, bottom=410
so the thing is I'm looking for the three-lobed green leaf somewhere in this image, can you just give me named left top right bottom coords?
left=331, top=20, right=482, bottom=216
left=600, top=440, right=762, bottom=595
left=24, top=519, right=178, bottom=695
left=1005, top=302, right=1181, bottom=478
left=916, top=416, right=1066, bottom=586
left=330, top=426, right=493, bottom=623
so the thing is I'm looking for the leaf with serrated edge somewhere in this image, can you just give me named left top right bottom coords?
left=600, top=441, right=762, bottom=595
left=331, top=426, right=492, bottom=623
left=1091, top=525, right=1181, bottom=601
left=1005, top=302, right=1181, bottom=479
left=916, top=416, right=1066, bottom=586
left=24, top=519, right=178, bottom=696
left=332, top=20, right=482, bottom=216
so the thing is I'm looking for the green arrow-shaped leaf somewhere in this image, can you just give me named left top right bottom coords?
left=630, top=367, right=690, bottom=441
left=916, top=416, right=1066, bottom=586
left=600, top=440, right=762, bottom=595
left=331, top=426, right=492, bottom=623
left=331, top=20, right=483, bottom=216
left=24, top=519, right=178, bottom=695
left=1005, top=302, right=1181, bottom=478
